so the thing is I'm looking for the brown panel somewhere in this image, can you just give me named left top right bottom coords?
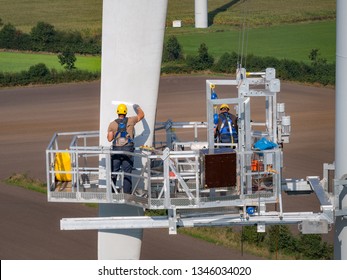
left=202, top=149, right=237, bottom=188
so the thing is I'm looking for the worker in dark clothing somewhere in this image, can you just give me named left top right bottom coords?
left=107, top=103, right=144, bottom=194
left=215, top=104, right=238, bottom=145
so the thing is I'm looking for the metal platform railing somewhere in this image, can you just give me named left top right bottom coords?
left=46, top=130, right=281, bottom=211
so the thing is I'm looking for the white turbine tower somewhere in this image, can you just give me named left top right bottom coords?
left=98, top=0, right=168, bottom=260
left=334, top=0, right=347, bottom=260
left=195, top=0, right=208, bottom=28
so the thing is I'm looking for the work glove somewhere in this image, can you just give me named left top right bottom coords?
left=133, top=104, right=140, bottom=113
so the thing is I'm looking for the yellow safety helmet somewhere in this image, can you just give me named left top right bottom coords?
left=220, top=104, right=230, bottom=110
left=117, top=104, right=127, bottom=115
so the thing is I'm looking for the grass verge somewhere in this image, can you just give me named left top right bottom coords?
left=4, top=173, right=97, bottom=208
left=178, top=227, right=292, bottom=260
left=5, top=173, right=47, bottom=194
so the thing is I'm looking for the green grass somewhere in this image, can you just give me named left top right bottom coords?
left=0, top=20, right=335, bottom=73
left=178, top=227, right=291, bottom=260
left=5, top=173, right=98, bottom=208
left=5, top=173, right=47, bottom=194
left=0, top=51, right=101, bottom=73
left=175, top=21, right=336, bottom=63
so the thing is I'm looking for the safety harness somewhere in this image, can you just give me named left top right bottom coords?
left=113, top=117, right=133, bottom=147
left=218, top=113, right=238, bottom=143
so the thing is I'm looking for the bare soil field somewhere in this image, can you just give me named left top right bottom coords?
left=0, top=76, right=335, bottom=259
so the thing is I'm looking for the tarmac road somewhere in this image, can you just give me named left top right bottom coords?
left=0, top=76, right=335, bottom=259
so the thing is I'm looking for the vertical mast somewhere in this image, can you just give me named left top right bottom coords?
left=334, top=0, right=347, bottom=260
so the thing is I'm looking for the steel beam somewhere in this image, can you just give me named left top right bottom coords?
left=61, top=211, right=333, bottom=234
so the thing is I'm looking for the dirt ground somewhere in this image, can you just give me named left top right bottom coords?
left=0, top=76, right=335, bottom=259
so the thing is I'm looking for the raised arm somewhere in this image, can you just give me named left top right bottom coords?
left=133, top=104, right=145, bottom=122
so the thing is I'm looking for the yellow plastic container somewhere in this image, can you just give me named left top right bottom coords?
left=54, top=152, right=72, bottom=182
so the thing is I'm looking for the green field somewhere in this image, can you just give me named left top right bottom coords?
left=167, top=0, right=335, bottom=27
left=0, top=20, right=335, bottom=73
left=0, top=51, right=101, bottom=73
left=0, top=0, right=103, bottom=34
left=176, top=21, right=336, bottom=63
left=0, top=0, right=336, bottom=73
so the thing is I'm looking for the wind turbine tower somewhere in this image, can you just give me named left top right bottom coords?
left=97, top=0, right=168, bottom=259
left=334, top=0, right=347, bottom=260
left=195, top=0, right=208, bottom=28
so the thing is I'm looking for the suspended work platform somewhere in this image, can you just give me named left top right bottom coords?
left=46, top=68, right=335, bottom=234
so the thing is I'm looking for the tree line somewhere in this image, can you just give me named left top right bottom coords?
left=0, top=63, right=99, bottom=87
left=0, top=20, right=101, bottom=54
left=162, top=35, right=335, bottom=86
left=0, top=19, right=335, bottom=87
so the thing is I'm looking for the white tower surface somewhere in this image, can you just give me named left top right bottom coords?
left=195, top=0, right=208, bottom=28
left=98, top=0, right=168, bottom=259
left=334, top=0, right=347, bottom=260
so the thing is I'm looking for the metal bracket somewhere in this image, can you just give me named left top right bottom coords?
left=307, top=176, right=332, bottom=206
left=298, top=220, right=330, bottom=234
left=334, top=179, right=347, bottom=217
left=335, top=209, right=347, bottom=217
left=257, top=222, right=266, bottom=233
left=168, top=209, right=178, bottom=235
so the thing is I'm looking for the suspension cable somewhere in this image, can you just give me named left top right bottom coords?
left=237, top=0, right=250, bottom=71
